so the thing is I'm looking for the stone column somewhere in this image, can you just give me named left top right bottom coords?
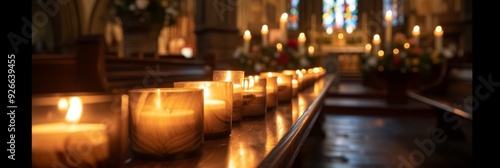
left=195, top=0, right=240, bottom=69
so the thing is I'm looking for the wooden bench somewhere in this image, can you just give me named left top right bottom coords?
left=408, top=61, right=472, bottom=140
left=32, top=35, right=214, bottom=94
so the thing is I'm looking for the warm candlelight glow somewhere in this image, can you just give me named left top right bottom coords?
left=276, top=43, right=283, bottom=52
left=337, top=33, right=344, bottom=39
left=393, top=48, right=399, bottom=55
left=65, top=97, right=82, bottom=124
left=326, top=27, right=333, bottom=35
left=434, top=25, right=443, bottom=36
left=373, top=34, right=381, bottom=44
left=404, top=43, right=410, bottom=49
left=243, top=30, right=252, bottom=40
left=365, top=43, right=372, bottom=52
left=58, top=98, right=68, bottom=111
left=412, top=25, right=420, bottom=36
left=225, top=71, right=232, bottom=82
left=280, top=13, right=288, bottom=22
left=308, top=46, right=315, bottom=55
left=385, top=10, right=392, bottom=21
left=378, top=50, right=384, bottom=57
left=261, top=25, right=269, bottom=34
left=298, top=32, right=306, bottom=42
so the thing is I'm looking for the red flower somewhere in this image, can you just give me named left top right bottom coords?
left=286, top=39, right=298, bottom=50
left=392, top=54, right=402, bottom=66
left=412, top=47, right=422, bottom=56
left=278, top=52, right=290, bottom=65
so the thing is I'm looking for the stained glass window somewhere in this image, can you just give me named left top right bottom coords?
left=287, top=0, right=300, bottom=30
left=322, top=0, right=358, bottom=31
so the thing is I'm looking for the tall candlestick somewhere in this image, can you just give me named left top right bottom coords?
left=243, top=30, right=252, bottom=55
left=434, top=25, right=443, bottom=52
left=261, top=25, right=269, bottom=46
left=297, top=32, right=306, bottom=55
left=412, top=25, right=420, bottom=46
left=385, top=10, right=393, bottom=51
left=280, top=13, right=288, bottom=43
left=372, top=34, right=381, bottom=56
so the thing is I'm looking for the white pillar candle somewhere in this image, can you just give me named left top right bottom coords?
left=243, top=30, right=252, bottom=55
left=297, top=32, right=306, bottom=55
left=372, top=34, right=381, bottom=56
left=412, top=25, right=420, bottom=46
left=280, top=13, right=288, bottom=43
left=434, top=25, right=443, bottom=52
left=261, top=25, right=269, bottom=46
left=384, top=10, right=393, bottom=51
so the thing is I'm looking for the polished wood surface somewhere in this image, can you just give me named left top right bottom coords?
left=125, top=74, right=335, bottom=168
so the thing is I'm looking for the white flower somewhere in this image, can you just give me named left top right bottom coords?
left=254, top=63, right=263, bottom=72
left=165, top=7, right=179, bottom=17
left=233, top=47, right=243, bottom=58
left=129, top=4, right=136, bottom=11
left=442, top=48, right=454, bottom=59
left=135, top=0, right=149, bottom=10
left=300, top=57, right=310, bottom=67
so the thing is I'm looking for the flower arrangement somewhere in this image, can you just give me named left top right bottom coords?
left=113, top=0, right=179, bottom=26
left=360, top=32, right=445, bottom=76
left=233, top=39, right=316, bottom=75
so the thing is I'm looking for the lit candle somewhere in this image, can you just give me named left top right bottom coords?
left=261, top=25, right=269, bottom=46
left=412, top=25, right=420, bottom=46
left=174, top=82, right=232, bottom=138
left=297, top=32, right=306, bottom=55
left=372, top=34, right=381, bottom=56
left=260, top=73, right=278, bottom=109
left=213, top=70, right=245, bottom=123
left=308, top=46, right=315, bottom=56
left=276, top=43, right=283, bottom=52
left=128, top=88, right=203, bottom=157
left=32, top=97, right=110, bottom=167
left=243, top=30, right=252, bottom=55
left=242, top=76, right=266, bottom=117
left=365, top=43, right=372, bottom=54
left=263, top=72, right=293, bottom=103
left=385, top=10, right=393, bottom=51
left=434, top=25, right=443, bottom=52
left=280, top=13, right=288, bottom=43
left=292, top=79, right=299, bottom=97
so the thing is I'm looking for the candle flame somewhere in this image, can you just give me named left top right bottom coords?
left=58, top=98, right=69, bottom=111
left=378, top=50, right=385, bottom=57
left=280, top=13, right=288, bottom=22
left=277, top=76, right=283, bottom=84
left=253, top=75, right=259, bottom=83
left=373, top=34, right=381, bottom=44
left=308, top=46, right=315, bottom=55
left=261, top=25, right=268, bottom=34
left=199, top=84, right=210, bottom=99
left=337, top=33, right=344, bottom=40
left=298, top=32, right=306, bottom=42
left=225, top=71, right=232, bottom=82
left=385, top=10, right=392, bottom=21
left=434, top=25, right=443, bottom=36
left=276, top=43, right=283, bottom=52
left=65, top=97, right=82, bottom=124
left=244, top=30, right=252, bottom=40
left=393, top=48, right=399, bottom=55
left=412, top=25, right=420, bottom=36
left=404, top=43, right=410, bottom=49
left=365, top=43, right=372, bottom=51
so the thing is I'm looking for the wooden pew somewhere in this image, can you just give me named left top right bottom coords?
left=32, top=35, right=214, bottom=94
left=408, top=61, right=472, bottom=140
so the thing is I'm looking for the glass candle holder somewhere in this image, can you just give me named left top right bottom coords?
left=213, top=70, right=244, bottom=123
left=32, top=92, right=128, bottom=168
left=242, top=76, right=267, bottom=117
left=128, top=88, right=204, bottom=159
left=283, top=70, right=299, bottom=97
left=258, top=75, right=278, bottom=109
left=261, top=72, right=293, bottom=103
left=174, top=81, right=233, bottom=138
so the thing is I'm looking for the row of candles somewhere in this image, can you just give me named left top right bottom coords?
left=243, top=13, right=314, bottom=56
left=31, top=67, right=326, bottom=167
left=368, top=10, right=444, bottom=56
